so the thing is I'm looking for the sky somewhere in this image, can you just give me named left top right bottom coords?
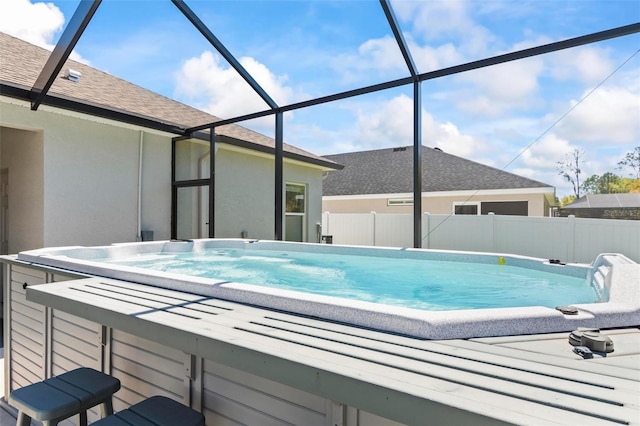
left=1, top=0, right=639, bottom=199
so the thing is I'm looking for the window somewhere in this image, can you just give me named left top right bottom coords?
left=481, top=201, right=528, bottom=216
left=285, top=183, right=306, bottom=242
left=453, top=202, right=480, bottom=215
left=285, top=183, right=306, bottom=213
left=453, top=201, right=529, bottom=216
left=388, top=198, right=413, bottom=206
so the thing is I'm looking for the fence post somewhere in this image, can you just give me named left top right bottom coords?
left=370, top=211, right=376, bottom=246
left=323, top=212, right=329, bottom=238
left=567, top=215, right=576, bottom=262
left=423, top=212, right=429, bottom=249
left=488, top=212, right=495, bottom=252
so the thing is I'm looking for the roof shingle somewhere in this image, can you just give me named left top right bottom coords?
left=322, top=146, right=554, bottom=196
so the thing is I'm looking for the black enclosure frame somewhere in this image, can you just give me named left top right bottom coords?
left=12, top=0, right=640, bottom=245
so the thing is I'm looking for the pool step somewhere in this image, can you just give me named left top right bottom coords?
left=590, top=253, right=635, bottom=301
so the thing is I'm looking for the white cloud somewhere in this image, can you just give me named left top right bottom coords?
left=330, top=36, right=406, bottom=84
left=357, top=36, right=405, bottom=72
left=452, top=56, right=544, bottom=117
left=0, top=0, right=88, bottom=63
left=332, top=33, right=464, bottom=82
left=354, top=95, right=414, bottom=148
left=0, top=0, right=63, bottom=50
left=174, top=51, right=295, bottom=124
left=553, top=86, right=640, bottom=145
left=519, top=134, right=576, bottom=170
left=391, top=0, right=496, bottom=58
left=350, top=94, right=485, bottom=158
left=410, top=42, right=463, bottom=73
left=549, top=46, right=614, bottom=85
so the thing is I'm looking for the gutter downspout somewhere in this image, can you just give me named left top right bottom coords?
left=137, top=130, right=144, bottom=241
left=197, top=149, right=210, bottom=238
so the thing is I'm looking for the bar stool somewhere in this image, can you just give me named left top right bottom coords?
left=9, top=367, right=121, bottom=426
left=91, top=395, right=205, bottom=426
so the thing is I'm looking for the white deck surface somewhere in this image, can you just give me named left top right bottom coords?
left=19, top=277, right=640, bottom=425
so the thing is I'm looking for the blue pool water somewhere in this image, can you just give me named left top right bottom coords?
left=102, top=248, right=596, bottom=311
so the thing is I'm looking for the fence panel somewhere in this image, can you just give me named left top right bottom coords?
left=323, top=213, right=374, bottom=246
left=492, top=215, right=570, bottom=261
left=374, top=214, right=413, bottom=247
left=574, top=218, right=640, bottom=263
left=322, top=212, right=639, bottom=263
left=424, top=215, right=494, bottom=253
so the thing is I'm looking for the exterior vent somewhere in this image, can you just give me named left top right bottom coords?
left=392, top=147, right=407, bottom=152
left=66, top=69, right=81, bottom=83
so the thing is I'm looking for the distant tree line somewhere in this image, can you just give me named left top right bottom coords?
left=557, top=146, right=640, bottom=206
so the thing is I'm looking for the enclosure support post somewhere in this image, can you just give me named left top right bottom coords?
left=209, top=127, right=216, bottom=238
left=413, top=81, right=422, bottom=248
left=170, top=137, right=178, bottom=239
left=275, top=112, right=284, bottom=240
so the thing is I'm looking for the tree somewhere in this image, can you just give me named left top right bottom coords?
left=620, top=177, right=640, bottom=193
left=557, top=148, right=585, bottom=198
left=582, top=172, right=621, bottom=194
left=560, top=195, right=576, bottom=207
left=618, top=146, right=640, bottom=178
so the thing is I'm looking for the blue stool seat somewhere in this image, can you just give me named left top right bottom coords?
left=9, top=368, right=120, bottom=426
left=92, top=396, right=205, bottom=426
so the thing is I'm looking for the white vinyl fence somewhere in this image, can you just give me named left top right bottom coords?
left=322, top=212, right=640, bottom=264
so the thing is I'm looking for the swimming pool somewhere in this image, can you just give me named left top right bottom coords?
left=17, top=239, right=640, bottom=339
left=97, top=247, right=595, bottom=311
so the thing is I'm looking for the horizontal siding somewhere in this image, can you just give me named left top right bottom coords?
left=51, top=309, right=101, bottom=373
left=9, top=265, right=46, bottom=393
left=110, top=329, right=187, bottom=412
left=202, top=359, right=327, bottom=426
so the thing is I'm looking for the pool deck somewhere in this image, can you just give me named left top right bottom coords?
left=13, top=277, right=640, bottom=425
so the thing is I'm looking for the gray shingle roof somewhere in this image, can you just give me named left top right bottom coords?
left=322, top=146, right=553, bottom=196
left=566, top=193, right=640, bottom=208
left=0, top=32, right=336, bottom=168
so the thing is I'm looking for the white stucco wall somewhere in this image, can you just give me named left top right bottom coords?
left=0, top=99, right=172, bottom=248
left=214, top=146, right=324, bottom=242
left=0, top=126, right=44, bottom=252
left=323, top=190, right=554, bottom=217
left=1, top=98, right=327, bottom=249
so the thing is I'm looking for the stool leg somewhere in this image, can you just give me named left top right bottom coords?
left=101, top=397, right=114, bottom=417
left=76, top=411, right=88, bottom=426
left=16, top=411, right=31, bottom=426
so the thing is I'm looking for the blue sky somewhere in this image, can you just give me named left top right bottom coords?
left=1, top=0, right=639, bottom=198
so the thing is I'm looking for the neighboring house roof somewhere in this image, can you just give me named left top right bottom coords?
left=565, top=193, right=640, bottom=209
left=323, top=146, right=554, bottom=196
left=0, top=32, right=338, bottom=170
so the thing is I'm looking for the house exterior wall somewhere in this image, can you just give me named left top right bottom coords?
left=323, top=191, right=553, bottom=217
left=0, top=99, right=172, bottom=247
left=215, top=146, right=324, bottom=242
left=1, top=98, right=325, bottom=249
left=0, top=126, right=45, bottom=252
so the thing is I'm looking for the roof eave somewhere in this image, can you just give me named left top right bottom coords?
left=1, top=81, right=342, bottom=170
left=181, top=132, right=343, bottom=171
left=323, top=186, right=556, bottom=199
left=1, top=81, right=186, bottom=135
